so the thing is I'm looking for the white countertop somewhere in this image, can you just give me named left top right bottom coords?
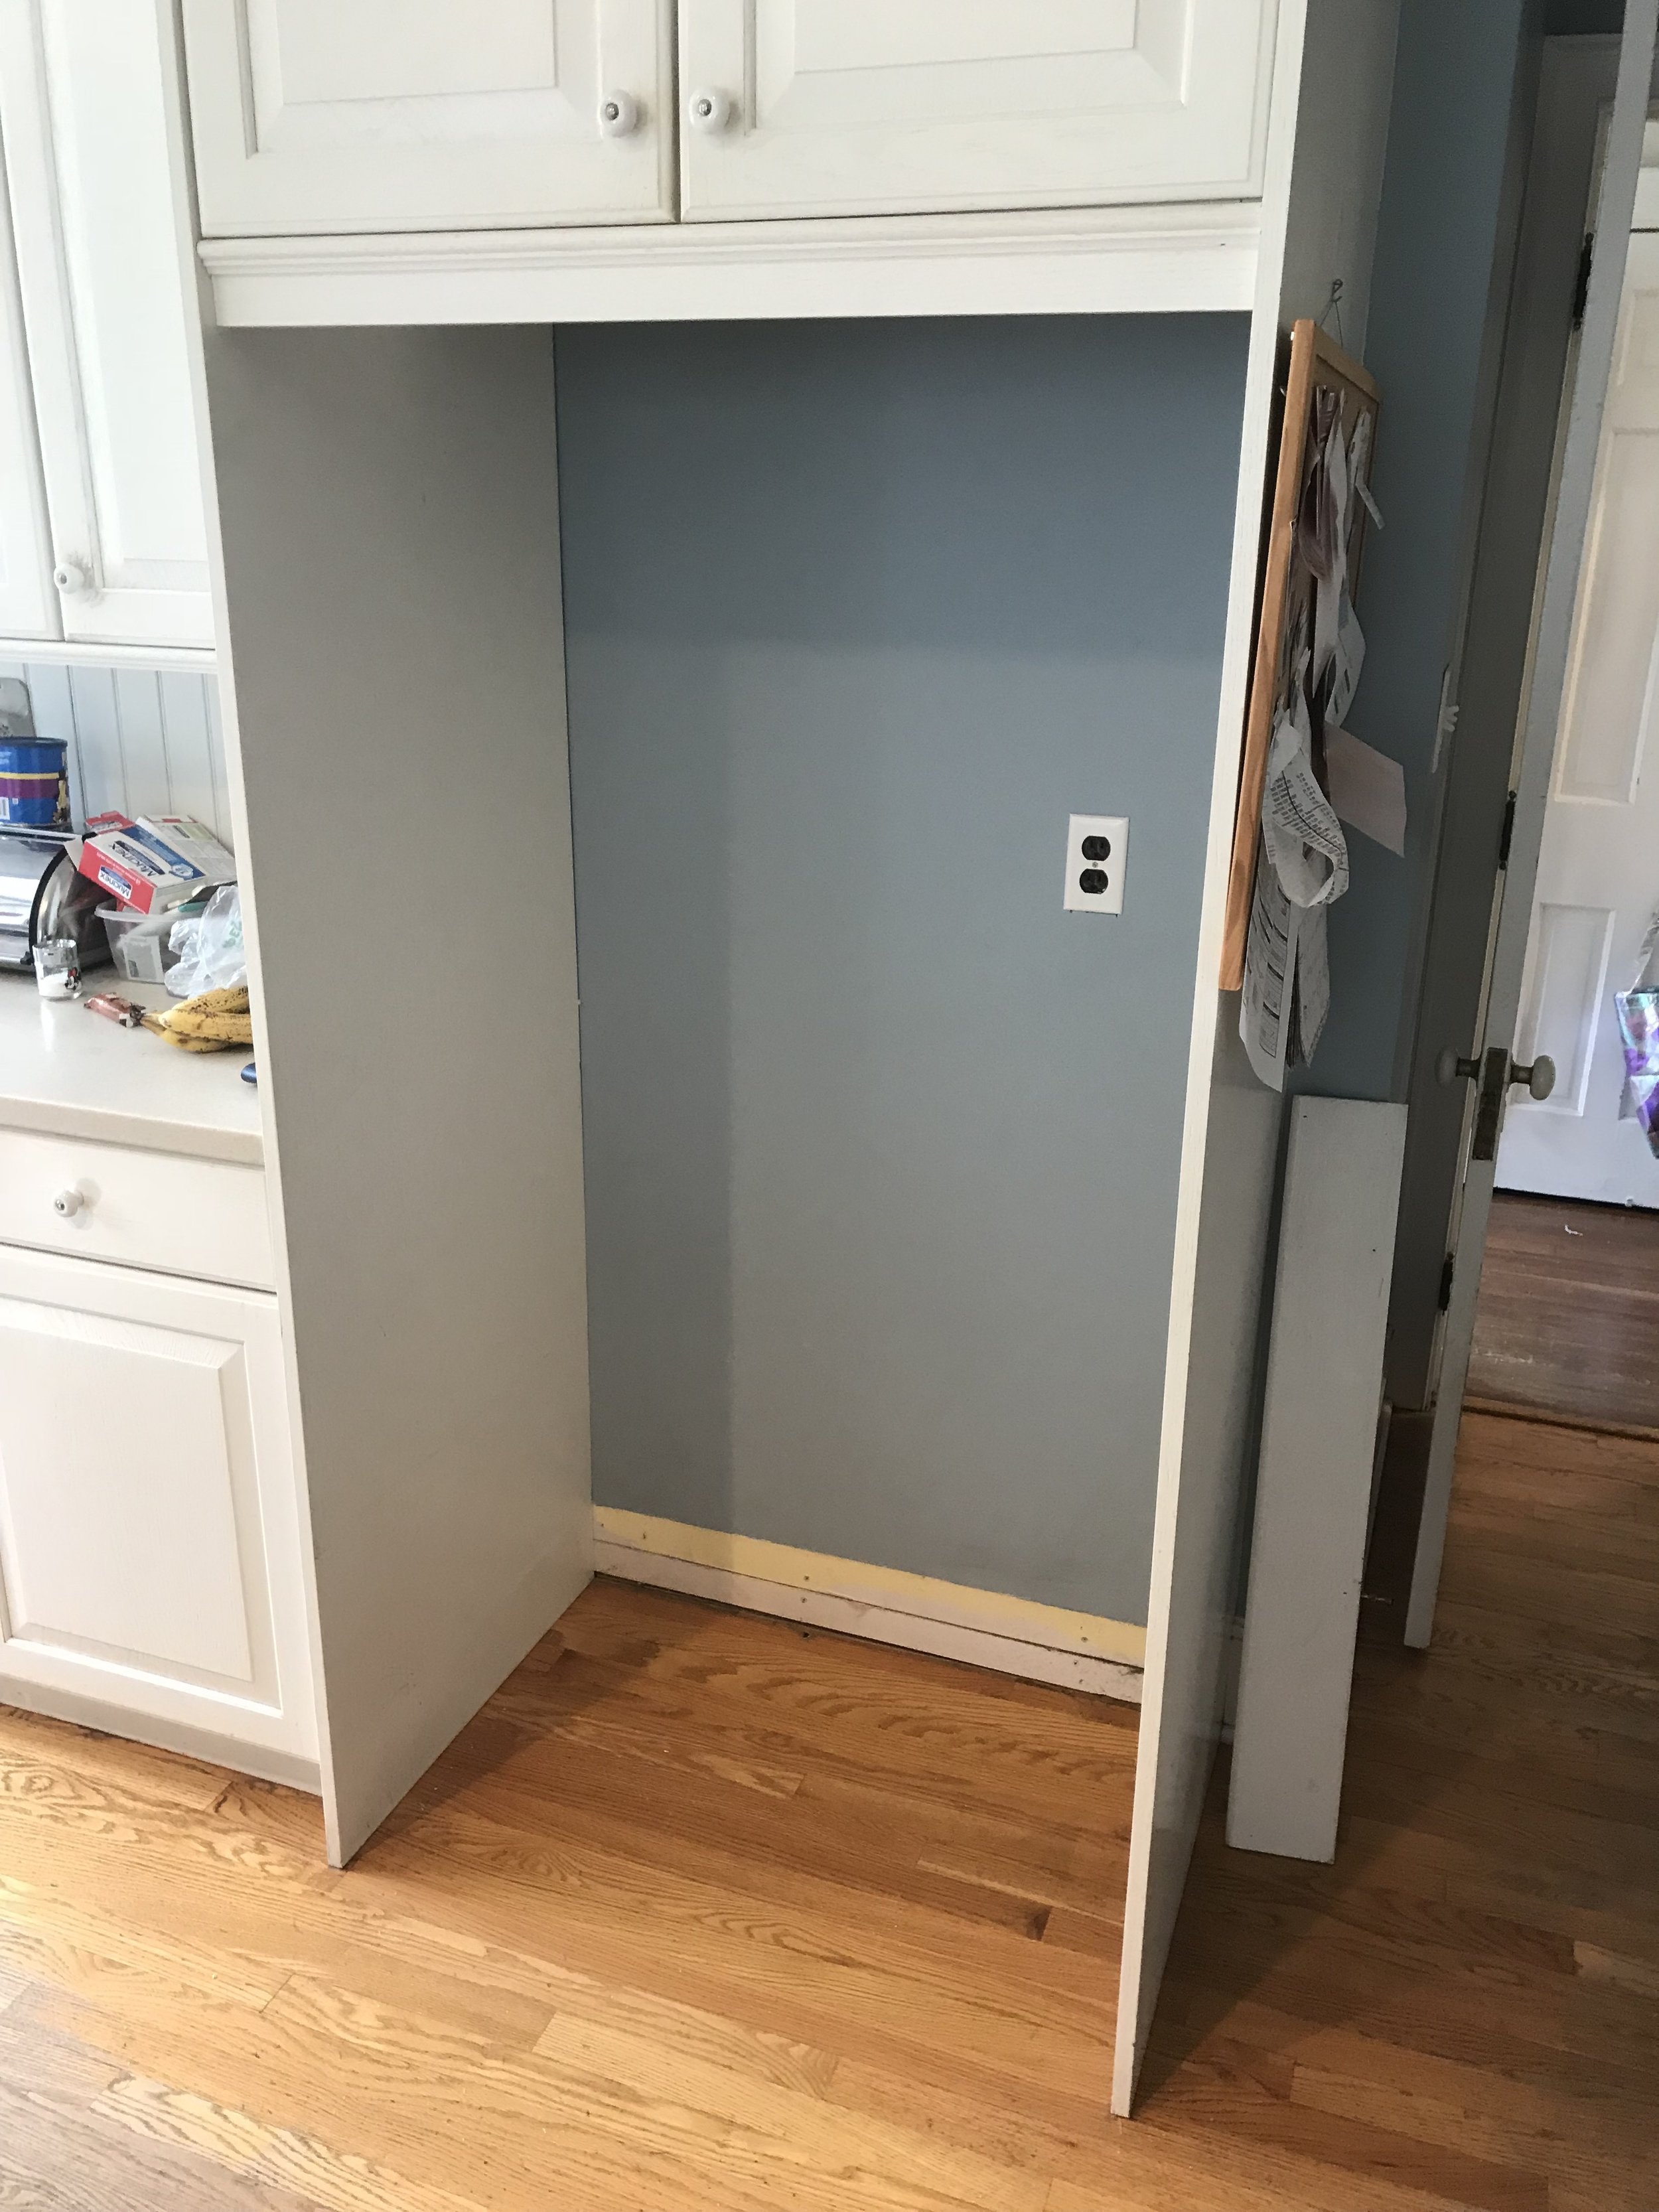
left=0, top=966, right=263, bottom=1165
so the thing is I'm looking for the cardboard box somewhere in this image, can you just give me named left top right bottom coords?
left=76, top=813, right=236, bottom=914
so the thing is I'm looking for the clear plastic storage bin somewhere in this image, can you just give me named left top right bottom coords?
left=99, top=903, right=183, bottom=984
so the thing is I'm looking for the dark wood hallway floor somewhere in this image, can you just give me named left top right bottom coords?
left=1471, top=1191, right=1659, bottom=1432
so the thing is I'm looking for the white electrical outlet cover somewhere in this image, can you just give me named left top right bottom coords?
left=1062, top=814, right=1127, bottom=915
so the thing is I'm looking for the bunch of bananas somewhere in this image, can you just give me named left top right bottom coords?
left=143, top=984, right=254, bottom=1053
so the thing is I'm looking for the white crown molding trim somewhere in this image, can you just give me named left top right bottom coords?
left=201, top=201, right=1261, bottom=329
left=593, top=1506, right=1145, bottom=1704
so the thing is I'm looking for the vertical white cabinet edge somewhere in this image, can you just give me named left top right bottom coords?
left=0, top=124, right=56, bottom=640
left=1110, top=0, right=1321, bottom=2118
left=147, top=0, right=338, bottom=1822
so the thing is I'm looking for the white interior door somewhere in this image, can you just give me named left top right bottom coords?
left=677, top=0, right=1277, bottom=221
left=181, top=0, right=675, bottom=238
left=1498, top=229, right=1659, bottom=1206
left=1408, top=8, right=1659, bottom=1648
left=0, top=0, right=212, bottom=650
left=0, top=151, right=54, bottom=642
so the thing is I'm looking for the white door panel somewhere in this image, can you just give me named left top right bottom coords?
left=1409, top=15, right=1659, bottom=1646
left=182, top=0, right=675, bottom=236
left=1514, top=900, right=1613, bottom=1116
left=0, top=155, right=54, bottom=642
left=0, top=1246, right=315, bottom=1765
left=0, top=0, right=212, bottom=649
left=1498, top=230, right=1659, bottom=1205
left=678, top=0, right=1277, bottom=220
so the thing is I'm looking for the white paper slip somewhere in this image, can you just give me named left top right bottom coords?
left=1325, top=725, right=1407, bottom=857
left=1263, top=695, right=1349, bottom=908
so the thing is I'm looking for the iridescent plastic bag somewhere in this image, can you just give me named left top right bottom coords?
left=1615, top=987, right=1659, bottom=1158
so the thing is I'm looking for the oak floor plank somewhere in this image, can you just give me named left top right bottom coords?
left=0, top=1396, right=1652, bottom=2208
left=0, top=2008, right=327, bottom=2212
left=336, top=1804, right=1119, bottom=2099
left=94, top=2073, right=490, bottom=2212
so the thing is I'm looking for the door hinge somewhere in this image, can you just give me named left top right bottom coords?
left=1497, top=790, right=1517, bottom=871
left=1572, top=232, right=1595, bottom=329
left=1438, top=1254, right=1455, bottom=1311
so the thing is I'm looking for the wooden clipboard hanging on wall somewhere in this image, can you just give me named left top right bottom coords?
left=1220, top=320, right=1382, bottom=992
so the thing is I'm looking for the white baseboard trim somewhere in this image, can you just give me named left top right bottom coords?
left=592, top=1509, right=1144, bottom=1705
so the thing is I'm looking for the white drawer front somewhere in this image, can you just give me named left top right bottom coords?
left=0, top=1129, right=273, bottom=1290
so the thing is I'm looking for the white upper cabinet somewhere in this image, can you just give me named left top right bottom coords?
left=182, top=0, right=676, bottom=236
left=0, top=173, right=54, bottom=640
left=677, top=0, right=1279, bottom=221
left=0, top=0, right=213, bottom=650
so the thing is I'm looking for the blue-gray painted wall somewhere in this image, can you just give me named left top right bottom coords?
left=1544, top=0, right=1620, bottom=29
left=1303, top=0, right=1543, bottom=1100
left=557, top=315, right=1248, bottom=1625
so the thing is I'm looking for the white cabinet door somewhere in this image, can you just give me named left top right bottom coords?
left=182, top=0, right=675, bottom=238
left=0, top=159, right=54, bottom=642
left=678, top=0, right=1277, bottom=221
left=0, top=0, right=212, bottom=651
left=0, top=1245, right=317, bottom=1775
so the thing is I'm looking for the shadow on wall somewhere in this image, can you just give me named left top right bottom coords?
left=556, top=314, right=1249, bottom=1628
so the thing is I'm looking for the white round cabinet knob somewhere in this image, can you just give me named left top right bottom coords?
left=53, top=559, right=90, bottom=597
left=688, top=88, right=734, bottom=133
left=598, top=90, right=639, bottom=137
left=52, top=1188, right=85, bottom=1218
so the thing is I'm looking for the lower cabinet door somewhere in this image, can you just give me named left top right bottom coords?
left=0, top=1243, right=317, bottom=1778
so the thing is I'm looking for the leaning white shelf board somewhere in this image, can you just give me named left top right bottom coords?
left=0, top=968, right=260, bottom=1165
left=1228, top=1094, right=1407, bottom=1863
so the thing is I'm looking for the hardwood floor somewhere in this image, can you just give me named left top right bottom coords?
left=1470, top=1191, right=1659, bottom=1431
left=0, top=1415, right=1654, bottom=2209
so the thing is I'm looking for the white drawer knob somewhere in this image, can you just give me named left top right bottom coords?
left=52, top=1187, right=86, bottom=1218
left=598, top=90, right=639, bottom=137
left=688, top=88, right=734, bottom=133
left=53, top=558, right=91, bottom=597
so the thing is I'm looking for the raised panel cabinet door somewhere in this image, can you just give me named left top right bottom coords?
left=182, top=0, right=676, bottom=236
left=0, top=0, right=212, bottom=650
left=0, top=151, right=55, bottom=642
left=678, top=0, right=1277, bottom=220
left=0, top=1246, right=317, bottom=1767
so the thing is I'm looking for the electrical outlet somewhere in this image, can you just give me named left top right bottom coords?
left=1062, top=814, right=1127, bottom=915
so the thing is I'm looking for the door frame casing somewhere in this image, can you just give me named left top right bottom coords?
left=1404, top=4, right=1659, bottom=1647
left=1385, top=35, right=1630, bottom=1420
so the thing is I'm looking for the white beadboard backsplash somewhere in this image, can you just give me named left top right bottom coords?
left=0, top=660, right=232, bottom=846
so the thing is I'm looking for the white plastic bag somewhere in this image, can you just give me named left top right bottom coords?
left=165, top=882, right=246, bottom=998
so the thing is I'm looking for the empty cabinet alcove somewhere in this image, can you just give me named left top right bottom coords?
left=559, top=313, right=1247, bottom=1635
left=202, top=301, right=1259, bottom=2106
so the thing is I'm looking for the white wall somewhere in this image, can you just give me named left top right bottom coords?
left=0, top=658, right=230, bottom=840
